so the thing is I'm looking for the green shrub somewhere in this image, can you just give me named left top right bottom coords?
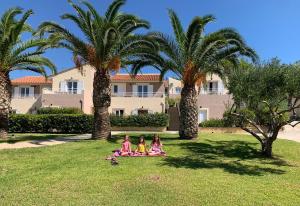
left=37, top=107, right=83, bottom=114
left=9, top=113, right=169, bottom=133
left=9, top=114, right=93, bottom=133
left=166, top=97, right=180, bottom=107
left=199, top=118, right=234, bottom=128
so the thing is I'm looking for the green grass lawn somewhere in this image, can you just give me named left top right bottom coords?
left=0, top=133, right=74, bottom=143
left=1, top=133, right=300, bottom=206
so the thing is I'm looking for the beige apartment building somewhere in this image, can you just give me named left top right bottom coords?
left=11, top=64, right=235, bottom=123
left=166, top=75, right=233, bottom=123
left=11, top=65, right=165, bottom=115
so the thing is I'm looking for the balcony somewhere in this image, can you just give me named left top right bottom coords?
left=199, top=88, right=225, bottom=95
left=111, top=92, right=165, bottom=98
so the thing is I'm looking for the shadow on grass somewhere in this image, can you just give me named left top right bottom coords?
left=161, top=140, right=290, bottom=176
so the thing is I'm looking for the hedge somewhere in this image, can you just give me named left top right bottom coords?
left=37, top=107, right=83, bottom=114
left=9, top=113, right=169, bottom=133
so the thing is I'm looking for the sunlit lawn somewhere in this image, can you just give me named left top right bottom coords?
left=1, top=133, right=300, bottom=205
left=0, top=133, right=74, bottom=143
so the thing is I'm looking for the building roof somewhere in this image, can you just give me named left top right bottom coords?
left=11, top=76, right=52, bottom=85
left=111, top=74, right=161, bottom=82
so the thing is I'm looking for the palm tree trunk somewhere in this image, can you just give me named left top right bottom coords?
left=92, top=69, right=112, bottom=139
left=179, top=85, right=198, bottom=139
left=0, top=72, right=11, bottom=139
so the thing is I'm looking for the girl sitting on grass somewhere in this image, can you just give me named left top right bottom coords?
left=134, top=136, right=148, bottom=155
left=110, top=135, right=132, bottom=158
left=149, top=134, right=165, bottom=156
left=120, top=135, right=132, bottom=156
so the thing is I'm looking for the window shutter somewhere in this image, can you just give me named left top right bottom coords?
left=29, top=87, right=34, bottom=97
left=218, top=81, right=224, bottom=94
left=148, top=85, right=153, bottom=96
left=132, top=85, right=137, bottom=97
left=14, top=87, right=20, bottom=98
left=60, top=81, right=67, bottom=92
left=78, top=81, right=84, bottom=94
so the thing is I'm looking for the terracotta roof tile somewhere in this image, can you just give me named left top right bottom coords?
left=11, top=76, right=52, bottom=85
left=111, top=74, right=161, bottom=82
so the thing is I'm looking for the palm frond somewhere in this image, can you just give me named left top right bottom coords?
left=105, top=0, right=126, bottom=21
left=168, top=9, right=186, bottom=48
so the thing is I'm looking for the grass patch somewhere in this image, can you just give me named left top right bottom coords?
left=0, top=133, right=300, bottom=205
left=0, top=133, right=74, bottom=144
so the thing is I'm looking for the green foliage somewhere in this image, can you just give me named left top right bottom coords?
left=37, top=107, right=83, bottom=114
left=9, top=113, right=169, bottom=133
left=227, top=59, right=300, bottom=128
left=166, top=97, right=180, bottom=107
left=199, top=118, right=233, bottom=127
left=0, top=7, right=56, bottom=75
left=9, top=114, right=93, bottom=133
left=37, top=0, right=156, bottom=72
left=110, top=113, right=168, bottom=127
left=131, top=10, right=257, bottom=86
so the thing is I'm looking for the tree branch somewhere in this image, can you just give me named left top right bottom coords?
left=241, top=127, right=263, bottom=143
left=231, top=112, right=268, bottom=139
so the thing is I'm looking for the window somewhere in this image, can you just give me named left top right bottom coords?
left=113, top=85, right=118, bottom=93
left=113, top=109, right=124, bottom=116
left=175, top=87, right=181, bottom=94
left=67, top=81, right=78, bottom=94
left=138, top=85, right=148, bottom=97
left=209, top=82, right=213, bottom=91
left=208, top=82, right=218, bottom=93
left=20, top=87, right=30, bottom=97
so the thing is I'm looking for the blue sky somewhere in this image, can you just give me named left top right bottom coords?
left=2, top=0, right=300, bottom=79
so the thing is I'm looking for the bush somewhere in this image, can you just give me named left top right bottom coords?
left=166, top=97, right=180, bottom=107
left=9, top=114, right=93, bottom=133
left=110, top=113, right=169, bottom=127
left=37, top=107, right=83, bottom=114
left=9, top=113, right=169, bottom=133
left=199, top=118, right=234, bottom=128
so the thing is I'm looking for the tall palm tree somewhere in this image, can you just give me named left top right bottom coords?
left=37, top=0, right=158, bottom=139
left=132, top=10, right=258, bottom=139
left=0, top=8, right=56, bottom=139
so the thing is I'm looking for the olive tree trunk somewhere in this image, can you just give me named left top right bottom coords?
left=92, top=69, right=111, bottom=139
left=179, top=85, right=198, bottom=139
left=261, top=128, right=280, bottom=158
left=0, top=72, right=11, bottom=139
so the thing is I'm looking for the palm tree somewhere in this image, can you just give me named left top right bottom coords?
left=132, top=10, right=258, bottom=139
left=0, top=8, right=56, bottom=139
left=37, top=0, right=158, bottom=139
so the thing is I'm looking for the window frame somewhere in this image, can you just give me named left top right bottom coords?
left=67, top=81, right=78, bottom=94
left=20, top=87, right=30, bottom=97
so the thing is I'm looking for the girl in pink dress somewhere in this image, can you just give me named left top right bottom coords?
left=120, top=135, right=132, bottom=156
left=149, top=134, right=165, bottom=156
left=111, top=135, right=132, bottom=157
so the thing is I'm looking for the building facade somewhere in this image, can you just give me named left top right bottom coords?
left=11, top=65, right=165, bottom=115
left=11, top=65, right=234, bottom=122
left=166, top=75, right=233, bottom=123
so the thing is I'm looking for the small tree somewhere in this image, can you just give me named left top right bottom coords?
left=226, top=59, right=300, bottom=157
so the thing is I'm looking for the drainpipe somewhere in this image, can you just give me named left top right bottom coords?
left=79, top=100, right=83, bottom=111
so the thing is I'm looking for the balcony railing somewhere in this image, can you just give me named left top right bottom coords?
left=112, top=92, right=164, bottom=98
left=199, top=88, right=225, bottom=95
left=12, top=94, right=40, bottom=99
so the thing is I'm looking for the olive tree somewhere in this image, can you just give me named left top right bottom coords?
left=226, top=59, right=300, bottom=157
